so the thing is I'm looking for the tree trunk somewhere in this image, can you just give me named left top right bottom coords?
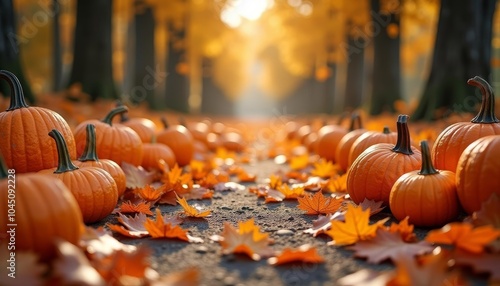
left=165, top=24, right=189, bottom=113
left=324, top=63, right=336, bottom=114
left=200, top=58, right=234, bottom=116
left=369, top=0, right=401, bottom=115
left=412, top=0, right=497, bottom=121
left=344, top=36, right=365, bottom=112
left=52, top=0, right=63, bottom=91
left=68, top=0, right=118, bottom=101
left=0, top=0, right=35, bottom=103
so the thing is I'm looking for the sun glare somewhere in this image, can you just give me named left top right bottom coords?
left=220, top=0, right=273, bottom=28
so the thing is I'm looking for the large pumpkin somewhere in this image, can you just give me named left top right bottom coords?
left=432, top=76, right=500, bottom=171
left=0, top=153, right=83, bottom=261
left=39, top=129, right=118, bottom=223
left=73, top=106, right=144, bottom=166
left=347, top=115, right=422, bottom=206
left=0, top=70, right=76, bottom=173
left=389, top=140, right=459, bottom=227
left=456, top=135, right=500, bottom=214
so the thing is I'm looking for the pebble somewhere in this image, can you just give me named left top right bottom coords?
left=276, top=229, right=294, bottom=235
left=195, top=246, right=208, bottom=254
left=220, top=206, right=233, bottom=210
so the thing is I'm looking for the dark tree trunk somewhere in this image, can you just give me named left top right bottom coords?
left=412, top=0, right=497, bottom=121
left=165, top=24, right=189, bottom=113
left=344, top=36, right=365, bottom=112
left=0, top=0, right=35, bottom=103
left=279, top=76, right=330, bottom=115
left=200, top=58, right=235, bottom=116
left=52, top=0, right=63, bottom=91
left=68, top=0, right=118, bottom=101
left=324, top=63, right=336, bottom=114
left=369, top=0, right=401, bottom=115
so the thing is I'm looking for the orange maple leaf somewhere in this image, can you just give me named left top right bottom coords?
left=176, top=195, right=212, bottom=218
left=325, top=173, right=347, bottom=193
left=425, top=222, right=500, bottom=254
left=268, top=174, right=282, bottom=189
left=219, top=219, right=274, bottom=260
left=113, top=200, right=153, bottom=215
left=388, top=216, right=417, bottom=242
left=289, top=154, right=310, bottom=170
left=94, top=246, right=151, bottom=283
left=278, top=184, right=305, bottom=199
left=144, top=209, right=203, bottom=243
left=268, top=244, right=324, bottom=265
left=237, top=169, right=257, bottom=183
left=136, top=184, right=166, bottom=202
left=325, top=204, right=387, bottom=246
left=297, top=191, right=344, bottom=215
left=310, top=159, right=339, bottom=179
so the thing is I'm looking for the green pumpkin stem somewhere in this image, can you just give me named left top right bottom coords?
left=102, top=106, right=128, bottom=126
left=0, top=154, right=9, bottom=179
left=115, top=100, right=130, bottom=122
left=382, top=126, right=391, bottom=134
left=468, top=76, right=499, bottom=123
left=391, top=114, right=414, bottom=155
left=0, top=70, right=29, bottom=111
left=348, top=112, right=363, bottom=132
left=49, top=129, right=79, bottom=173
left=78, top=124, right=99, bottom=162
left=161, top=117, right=169, bottom=129
left=418, top=140, right=438, bottom=175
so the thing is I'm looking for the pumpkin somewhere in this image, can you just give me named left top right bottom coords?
left=73, top=106, right=144, bottom=166
left=456, top=135, right=500, bottom=214
left=74, top=124, right=127, bottom=196
left=156, top=117, right=194, bottom=166
left=335, top=112, right=365, bottom=172
left=389, top=140, right=459, bottom=227
left=0, top=153, right=83, bottom=260
left=0, top=70, right=77, bottom=173
left=39, top=129, right=118, bottom=223
left=142, top=143, right=176, bottom=170
left=117, top=102, right=158, bottom=143
left=315, top=115, right=349, bottom=162
left=432, top=76, right=500, bottom=171
left=347, top=125, right=397, bottom=169
left=347, top=115, right=422, bottom=206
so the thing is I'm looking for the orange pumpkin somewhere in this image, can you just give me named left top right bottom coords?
left=73, top=106, right=144, bottom=166
left=335, top=112, right=365, bottom=172
left=74, top=124, right=127, bottom=196
left=142, top=143, right=176, bottom=170
left=156, top=117, right=194, bottom=166
left=315, top=116, right=349, bottom=163
left=0, top=70, right=77, bottom=173
left=0, top=153, right=83, bottom=261
left=117, top=103, right=157, bottom=143
left=347, top=115, right=422, bottom=206
left=432, top=76, right=500, bottom=171
left=389, top=140, right=459, bottom=227
left=456, top=135, right=500, bottom=214
left=40, top=129, right=118, bottom=223
left=347, top=126, right=397, bottom=169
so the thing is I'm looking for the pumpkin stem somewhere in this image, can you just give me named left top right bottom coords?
left=178, top=116, right=187, bottom=127
left=418, top=140, right=438, bottom=175
left=0, top=153, right=9, bottom=179
left=348, top=112, right=363, bottom=131
left=49, top=129, right=79, bottom=173
left=382, top=126, right=391, bottom=134
left=115, top=100, right=130, bottom=122
left=391, top=114, right=414, bottom=155
left=78, top=124, right=99, bottom=162
left=102, top=106, right=128, bottom=126
left=161, top=117, right=169, bottom=129
left=468, top=76, right=499, bottom=123
left=0, top=70, right=29, bottom=111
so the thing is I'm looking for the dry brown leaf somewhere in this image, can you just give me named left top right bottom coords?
left=0, top=241, right=46, bottom=285
left=122, top=162, right=156, bottom=189
left=80, top=227, right=137, bottom=260
left=113, top=200, right=153, bottom=215
left=268, top=244, right=324, bottom=265
left=144, top=209, right=203, bottom=243
left=219, top=219, right=274, bottom=260
left=95, top=246, right=151, bottom=284
left=454, top=248, right=500, bottom=281
left=358, top=198, right=386, bottom=217
left=176, top=195, right=212, bottom=218
left=297, top=191, right=344, bottom=215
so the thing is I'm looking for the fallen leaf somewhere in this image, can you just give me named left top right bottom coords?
left=122, top=162, right=156, bottom=189
left=113, top=200, right=153, bottom=215
left=425, top=222, right=500, bottom=254
left=219, top=219, right=274, bottom=260
left=80, top=227, right=137, bottom=259
left=326, top=204, right=387, bottom=246
left=237, top=170, right=257, bottom=183
left=136, top=184, right=166, bottom=202
left=0, top=241, right=46, bottom=286
left=347, top=229, right=434, bottom=264
left=214, top=181, right=246, bottom=192
left=176, top=195, right=212, bottom=218
left=303, top=214, right=338, bottom=237
left=310, top=159, right=339, bottom=179
left=144, top=209, right=203, bottom=243
left=268, top=174, right=283, bottom=189
left=472, top=193, right=500, bottom=229
left=106, top=213, right=150, bottom=238
left=358, top=198, right=386, bottom=217
left=277, top=184, right=305, bottom=200
left=264, top=188, right=286, bottom=203
left=325, top=173, right=347, bottom=193
left=387, top=216, right=417, bottom=243
left=183, top=186, right=214, bottom=200
left=95, top=246, right=151, bottom=283
left=454, top=248, right=500, bottom=281
left=337, top=269, right=393, bottom=286
left=297, top=191, right=344, bottom=215
left=268, top=244, right=324, bottom=265
left=289, top=154, right=310, bottom=170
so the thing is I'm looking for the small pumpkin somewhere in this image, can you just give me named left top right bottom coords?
left=0, top=70, right=77, bottom=173
left=0, top=153, right=83, bottom=260
left=73, top=106, right=144, bottom=166
left=389, top=140, right=459, bottom=227
left=347, top=125, right=398, bottom=169
left=432, top=76, right=500, bottom=171
left=315, top=114, right=349, bottom=162
left=39, top=129, right=118, bottom=223
left=116, top=102, right=158, bottom=143
left=156, top=117, right=194, bottom=166
left=456, top=135, right=500, bottom=214
left=74, top=124, right=127, bottom=196
left=335, top=112, right=365, bottom=172
left=142, top=143, right=176, bottom=170
left=347, top=115, right=422, bottom=206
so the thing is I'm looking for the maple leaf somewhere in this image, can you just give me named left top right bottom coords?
left=387, top=216, right=417, bottom=243
left=347, top=229, right=434, bottom=264
left=80, top=227, right=137, bottom=260
left=113, top=200, right=153, bottom=215
left=144, top=208, right=203, bottom=243
left=219, top=219, right=274, bottom=260
left=325, top=204, right=387, bottom=246
left=303, top=214, right=337, bottom=237
left=268, top=244, right=324, bottom=265
left=278, top=184, right=305, bottom=199
left=268, top=174, right=283, bottom=189
left=289, top=154, right=310, bottom=170
left=472, top=193, right=500, bottom=229
left=0, top=241, right=46, bottom=286
left=95, top=246, right=151, bottom=283
left=183, top=186, right=214, bottom=200
left=297, top=191, right=344, bottom=215
left=358, top=198, right=386, bottom=217
left=265, top=188, right=286, bottom=203
left=310, top=159, right=339, bottom=178
left=425, top=222, right=500, bottom=254
left=122, top=162, right=156, bottom=189
left=237, top=169, right=257, bottom=183
left=176, top=195, right=212, bottom=218
left=52, top=239, right=106, bottom=286
left=454, top=248, right=500, bottom=281
left=325, top=173, right=347, bottom=193
left=107, top=213, right=149, bottom=238
left=136, top=184, right=166, bottom=202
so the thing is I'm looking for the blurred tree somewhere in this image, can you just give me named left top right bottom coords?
left=0, top=0, right=35, bottom=103
left=52, top=0, right=62, bottom=91
left=68, top=0, right=118, bottom=101
left=165, top=23, right=190, bottom=113
left=413, top=0, right=497, bottom=120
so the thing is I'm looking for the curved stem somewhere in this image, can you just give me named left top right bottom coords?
left=418, top=140, right=438, bottom=175
left=115, top=100, right=130, bottom=122
left=348, top=112, right=363, bottom=131
left=0, top=154, right=9, bottom=179
left=0, top=70, right=29, bottom=111
left=391, top=114, right=414, bottom=155
left=49, top=129, right=79, bottom=173
left=78, top=124, right=99, bottom=162
left=382, top=126, right=391, bottom=134
left=102, top=106, right=128, bottom=126
left=161, top=117, right=169, bottom=129
left=468, top=76, right=499, bottom=123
